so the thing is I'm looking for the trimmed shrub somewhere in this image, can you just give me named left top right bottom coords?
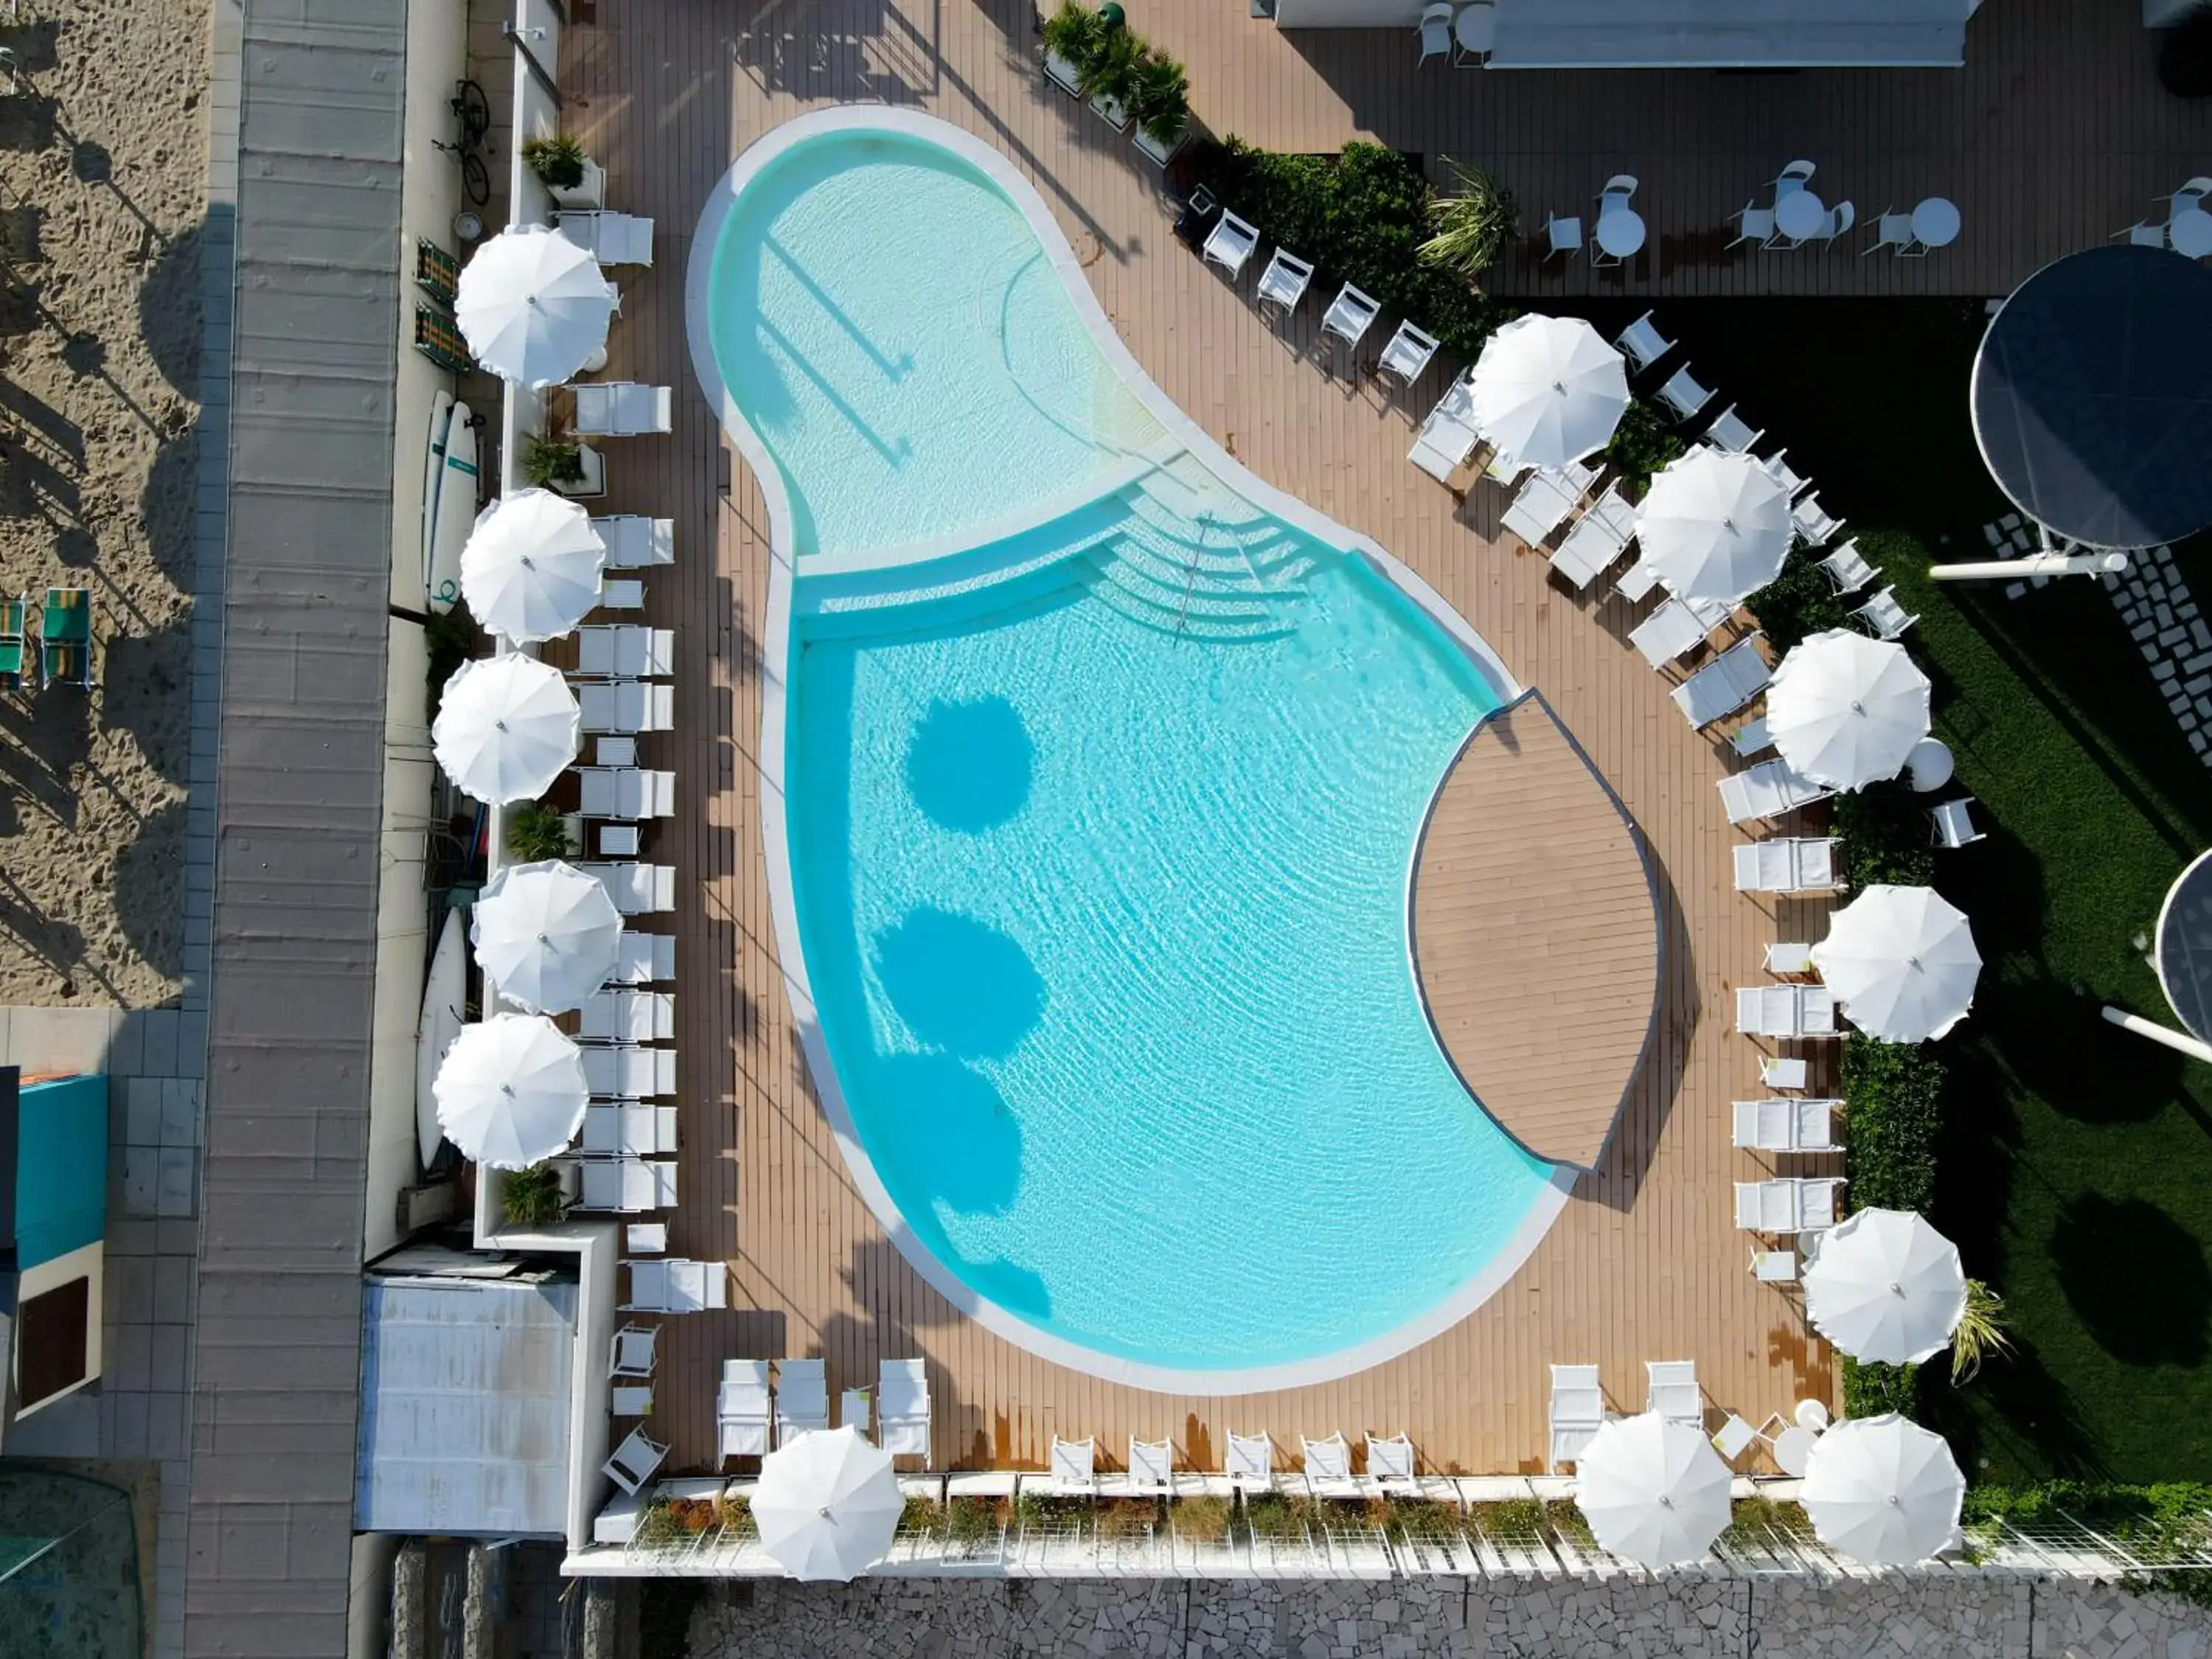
left=1841, top=1037, right=1944, bottom=1214
left=498, top=1162, right=567, bottom=1227
left=1841, top=1357, right=1921, bottom=1419
left=1832, top=784, right=1940, bottom=888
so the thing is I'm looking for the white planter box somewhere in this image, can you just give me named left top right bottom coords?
left=552, top=443, right=607, bottom=501
left=1089, top=91, right=1131, bottom=131
left=1043, top=48, right=1084, bottom=94
left=549, top=156, right=607, bottom=210
left=1133, top=122, right=1189, bottom=168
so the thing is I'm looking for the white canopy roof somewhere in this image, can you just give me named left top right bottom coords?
left=1802, top=1413, right=1966, bottom=1565
left=1573, top=1412, right=1733, bottom=1568
left=432, top=1012, right=588, bottom=1171
left=1636, top=448, right=1794, bottom=604
left=459, top=489, right=608, bottom=645
left=470, top=859, right=624, bottom=1016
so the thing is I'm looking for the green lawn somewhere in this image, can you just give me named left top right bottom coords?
left=1565, top=299, right=2212, bottom=1481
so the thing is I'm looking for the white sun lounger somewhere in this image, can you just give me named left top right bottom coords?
left=1122, top=1437, right=1174, bottom=1496
left=592, top=513, right=675, bottom=569
left=1854, top=585, right=1919, bottom=641
left=1700, top=405, right=1763, bottom=454
left=1550, top=484, right=1637, bottom=590
left=1225, top=1431, right=1274, bottom=1491
left=1672, top=633, right=1770, bottom=726
left=776, top=1358, right=829, bottom=1443
left=582, top=989, right=675, bottom=1043
left=1731, top=1098, right=1840, bottom=1152
left=1366, top=1433, right=1418, bottom=1494
left=1735, top=984, right=1840, bottom=1038
left=878, top=1358, right=931, bottom=1461
left=1630, top=594, right=1732, bottom=667
left=611, top=931, right=675, bottom=982
left=1735, top=1178, right=1845, bottom=1234
left=582, top=1103, right=677, bottom=1156
left=602, top=1425, right=668, bottom=1495
left=1301, top=1432, right=1361, bottom=1498
left=1256, top=248, right=1315, bottom=315
left=582, top=1044, right=676, bottom=1099
left=1202, top=210, right=1260, bottom=279
left=579, top=681, right=673, bottom=734
left=1548, top=1363, right=1604, bottom=1472
left=578, top=767, right=675, bottom=820
left=573, top=381, right=673, bottom=437
left=1321, top=282, right=1380, bottom=349
left=1719, top=759, right=1834, bottom=825
left=1646, top=1360, right=1702, bottom=1427
left=1615, top=310, right=1674, bottom=372
left=1051, top=1435, right=1098, bottom=1494
left=556, top=209, right=655, bottom=267
left=1501, top=465, right=1592, bottom=549
left=1658, top=364, right=1715, bottom=421
left=576, top=625, right=673, bottom=678
left=1377, top=319, right=1441, bottom=386
left=579, top=1158, right=677, bottom=1213
left=625, top=1257, right=726, bottom=1314
left=719, top=1359, right=772, bottom=1458
left=580, top=863, right=675, bottom=917
left=1409, top=372, right=1482, bottom=484
left=1732, top=837, right=1842, bottom=893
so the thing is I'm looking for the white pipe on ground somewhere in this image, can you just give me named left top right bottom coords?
left=1930, top=552, right=2130, bottom=582
left=2100, top=1004, right=2212, bottom=1065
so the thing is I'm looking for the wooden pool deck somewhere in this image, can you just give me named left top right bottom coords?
left=532, top=0, right=2126, bottom=1480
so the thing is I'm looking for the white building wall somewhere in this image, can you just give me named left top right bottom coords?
left=1273, top=0, right=1425, bottom=24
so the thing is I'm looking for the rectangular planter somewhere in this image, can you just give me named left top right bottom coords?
left=1089, top=91, right=1131, bottom=131
left=1132, top=123, right=1189, bottom=168
left=1043, top=49, right=1083, bottom=95
left=549, top=157, right=607, bottom=210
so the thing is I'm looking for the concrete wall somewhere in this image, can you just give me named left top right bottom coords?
left=1273, top=0, right=1425, bottom=26
left=344, top=1533, right=397, bottom=1659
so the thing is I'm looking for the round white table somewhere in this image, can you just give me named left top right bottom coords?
left=1596, top=207, right=1646, bottom=260
left=1911, top=196, right=1961, bottom=251
left=1905, top=736, right=1955, bottom=793
left=1454, top=3, right=1495, bottom=57
left=1772, top=1425, right=1818, bottom=1476
left=2171, top=206, right=2212, bottom=258
left=1794, top=1399, right=1832, bottom=1432
left=1774, top=190, right=1826, bottom=243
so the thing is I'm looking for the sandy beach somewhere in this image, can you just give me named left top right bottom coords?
left=0, top=0, right=208, bottom=1006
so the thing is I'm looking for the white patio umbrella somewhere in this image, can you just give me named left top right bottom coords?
left=1468, top=313, right=1630, bottom=470
left=1766, top=628, right=1933, bottom=790
left=1810, top=884, right=1983, bottom=1043
left=431, top=1012, right=588, bottom=1170
left=431, top=653, right=581, bottom=805
left=1801, top=1413, right=1965, bottom=1565
left=470, top=859, right=623, bottom=1016
left=1572, top=1412, right=1733, bottom=1569
left=459, top=489, right=608, bottom=645
left=1635, top=448, right=1794, bottom=603
left=1804, top=1208, right=1969, bottom=1366
left=751, top=1424, right=902, bottom=1582
left=454, top=223, right=616, bottom=389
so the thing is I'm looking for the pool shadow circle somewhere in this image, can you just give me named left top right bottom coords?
left=872, top=905, right=1045, bottom=1061
left=861, top=1051, right=1023, bottom=1217
left=907, top=695, right=1032, bottom=833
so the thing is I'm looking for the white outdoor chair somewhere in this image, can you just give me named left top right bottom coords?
left=1366, top=1433, right=1419, bottom=1494
left=2173, top=175, right=2212, bottom=217
left=1792, top=493, right=1846, bottom=546
left=1658, top=365, right=1714, bottom=421
left=719, top=1359, right=772, bottom=1459
left=1377, top=319, right=1440, bottom=386
left=1630, top=594, right=1731, bottom=667
left=1416, top=1, right=1453, bottom=64
left=1738, top=1179, right=1847, bottom=1235
left=1761, top=450, right=1810, bottom=499
left=1256, top=248, right=1315, bottom=316
left=602, top=1425, right=668, bottom=1495
left=1408, top=372, right=1481, bottom=484
left=1551, top=485, right=1637, bottom=591
left=582, top=1044, right=676, bottom=1098
left=1320, top=282, right=1380, bottom=350
left=592, top=513, right=675, bottom=569
left=614, top=931, right=675, bottom=981
left=1612, top=554, right=1666, bottom=605
left=582, top=1104, right=677, bottom=1156
left=2116, top=221, right=2168, bottom=249
left=1728, top=201, right=1776, bottom=249
left=624, top=1258, right=725, bottom=1314
left=1735, top=984, right=1840, bottom=1039
left=1125, top=1437, right=1173, bottom=1496
left=1225, top=1432, right=1274, bottom=1491
left=1773, top=159, right=1818, bottom=196
left=1854, top=585, right=1919, bottom=641
left=580, top=1158, right=677, bottom=1213
left=1806, top=201, right=1855, bottom=247
left=1932, top=797, right=1986, bottom=848
left=878, top=1358, right=931, bottom=1460
left=1764, top=940, right=1815, bottom=975
left=557, top=210, right=655, bottom=267
left=580, top=863, right=675, bottom=917
left=1646, top=1361, right=1702, bottom=1428
left=1501, top=465, right=1587, bottom=549
left=1672, top=633, right=1770, bottom=727
left=579, top=680, right=674, bottom=734
left=611, top=1324, right=659, bottom=1379
left=776, top=1358, right=830, bottom=1443
left=1863, top=207, right=1916, bottom=257
left=1818, top=539, right=1878, bottom=594
left=1702, top=406, right=1762, bottom=454
left=1201, top=210, right=1260, bottom=279
left=582, top=990, right=675, bottom=1044
left=572, top=382, right=673, bottom=437
left=576, top=625, right=673, bottom=678
left=1731, top=714, right=1773, bottom=758
left=1761, top=1055, right=1812, bottom=1091
left=1300, top=1432, right=1361, bottom=1498
left=1548, top=1364, right=1604, bottom=1472
left=1543, top=212, right=1582, bottom=260
left=1719, top=759, right=1834, bottom=826
left=1051, top=1435, right=1098, bottom=1494
left=1596, top=173, right=1638, bottom=209
left=1728, top=1098, right=1840, bottom=1153
left=1615, top=310, right=1674, bottom=372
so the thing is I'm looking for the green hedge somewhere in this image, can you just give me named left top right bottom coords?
left=1840, top=1357, right=1922, bottom=1419
left=1832, top=785, right=1939, bottom=888
left=1840, top=1037, right=1944, bottom=1214
left=1742, top=550, right=1850, bottom=653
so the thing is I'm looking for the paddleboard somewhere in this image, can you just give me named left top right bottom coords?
left=415, top=905, right=467, bottom=1171
left=420, top=388, right=453, bottom=602
left=427, top=401, right=478, bottom=613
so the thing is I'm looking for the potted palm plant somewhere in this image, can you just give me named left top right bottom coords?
left=1127, top=51, right=1192, bottom=166
left=1041, top=1, right=1102, bottom=96
left=1079, top=22, right=1141, bottom=131
left=523, top=133, right=605, bottom=210
left=1419, top=161, right=1518, bottom=282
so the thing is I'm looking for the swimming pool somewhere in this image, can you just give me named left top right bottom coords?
left=689, top=111, right=1571, bottom=1389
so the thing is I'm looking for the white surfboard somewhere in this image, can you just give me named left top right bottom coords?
left=415, top=905, right=467, bottom=1170
left=427, top=401, right=478, bottom=613
left=420, top=388, right=454, bottom=602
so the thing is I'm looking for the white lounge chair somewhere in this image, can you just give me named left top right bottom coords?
left=1613, top=554, right=1666, bottom=605
left=1732, top=837, right=1842, bottom=894
left=1616, top=309, right=1674, bottom=372
left=582, top=1104, right=677, bottom=1156
left=1550, top=485, right=1637, bottom=591
left=1646, top=1360, right=1702, bottom=1428
left=1321, top=282, right=1380, bottom=350
left=1501, top=465, right=1592, bottom=549
left=1672, top=633, right=1770, bottom=727
left=719, top=1359, right=772, bottom=1459
left=1735, top=1177, right=1845, bottom=1234
left=1854, top=585, right=1919, bottom=641
left=1124, top=1437, right=1173, bottom=1496
left=579, top=862, right=675, bottom=917
left=1366, top=1433, right=1418, bottom=1494
left=1719, top=759, right=1834, bottom=825
left=578, top=680, right=674, bottom=734
left=602, top=1425, right=667, bottom=1495
left=576, top=625, right=673, bottom=678
left=579, top=1158, right=677, bottom=1213
left=582, top=1044, right=676, bottom=1099
left=592, top=513, right=675, bottom=569
left=613, top=931, right=675, bottom=981
left=1735, top=984, right=1839, bottom=1039
left=557, top=209, right=654, bottom=267
left=582, top=990, right=675, bottom=1043
left=1818, top=539, right=1877, bottom=594
left=1658, top=365, right=1714, bottom=421
left=1932, top=797, right=1986, bottom=848
left=1225, top=1432, right=1274, bottom=1491
left=1792, top=493, right=1846, bottom=547
left=1202, top=209, right=1260, bottom=279
left=1256, top=248, right=1315, bottom=315
left=1408, top=372, right=1481, bottom=485
left=1548, top=1363, right=1604, bottom=1472
left=1732, top=1098, right=1841, bottom=1152
left=572, top=381, right=673, bottom=437
left=776, top=1358, right=829, bottom=1443
left=1377, top=319, right=1440, bottom=386
left=1702, top=405, right=1762, bottom=454
left=623, top=1258, right=725, bottom=1313
left=1761, top=451, right=1810, bottom=500
left=611, top=1323, right=658, bottom=1379
left=1300, top=1432, right=1360, bottom=1498
left=879, top=1358, right=931, bottom=1461
left=1630, top=594, right=1732, bottom=667
left=1051, top=1435, right=1097, bottom=1494
left=578, top=767, right=675, bottom=820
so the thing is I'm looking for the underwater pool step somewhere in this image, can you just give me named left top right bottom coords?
left=1079, top=569, right=1308, bottom=642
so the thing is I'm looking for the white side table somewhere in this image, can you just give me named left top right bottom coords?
left=1595, top=208, right=1646, bottom=261
left=2171, top=206, right=2212, bottom=258
left=1910, top=196, right=1960, bottom=251
left=1772, top=1425, right=1817, bottom=1476
left=1775, top=191, right=1826, bottom=243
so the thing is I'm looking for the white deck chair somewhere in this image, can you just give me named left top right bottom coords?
left=579, top=863, right=675, bottom=916
left=1672, top=633, right=1770, bottom=726
left=1719, top=759, right=1834, bottom=826
left=1416, top=0, right=1453, bottom=63
left=602, top=1425, right=667, bottom=1495
left=1792, top=493, right=1846, bottom=546
left=1731, top=837, right=1843, bottom=894
left=582, top=1104, right=677, bottom=1156
left=572, top=382, right=674, bottom=437
left=878, top=1358, right=931, bottom=1460
left=1256, top=248, right=1315, bottom=315
left=557, top=210, right=655, bottom=266
left=1300, top=1432, right=1360, bottom=1498
left=1377, top=319, right=1440, bottom=386
left=1734, top=984, right=1840, bottom=1039
left=1366, top=1433, right=1418, bottom=1494
left=1732, top=1098, right=1841, bottom=1152
left=1320, top=282, right=1380, bottom=349
left=582, top=1044, right=676, bottom=1098
left=1728, top=201, right=1777, bottom=249
left=580, top=1158, right=677, bottom=1213
left=719, top=1359, right=772, bottom=1459
left=1615, top=310, right=1674, bottom=372
left=1225, top=1432, right=1274, bottom=1491
left=1548, top=1363, right=1604, bottom=1472
left=613, top=931, right=675, bottom=981
left=1646, top=1361, right=1702, bottom=1427
left=611, top=1323, right=659, bottom=1379
left=1551, top=485, right=1637, bottom=591
left=776, top=1358, right=830, bottom=1443
left=1932, top=797, right=1986, bottom=848
left=578, top=681, right=674, bottom=734
left=591, top=514, right=674, bottom=569
left=1501, top=465, right=1590, bottom=549
left=1612, top=554, right=1666, bottom=605
left=1862, top=207, right=1915, bottom=257
left=1201, top=209, right=1260, bottom=279
left=1740, top=1177, right=1846, bottom=1233
left=624, top=1258, right=725, bottom=1314
left=1050, top=1435, right=1098, bottom=1494
left=1408, top=372, right=1482, bottom=484
left=578, top=768, right=675, bottom=820
left=1773, top=159, right=1818, bottom=196
left=1853, top=585, right=1919, bottom=641
left=1658, top=365, right=1714, bottom=422
left=1761, top=451, right=1810, bottom=500
left=575, top=625, right=673, bottom=678
left=1125, top=1437, right=1173, bottom=1496
left=1806, top=201, right=1855, bottom=247
left=1630, top=594, right=1729, bottom=667
left=582, top=990, right=675, bottom=1043
left=1543, top=212, right=1582, bottom=260
left=1818, top=539, right=1878, bottom=594
left=1702, top=405, right=1762, bottom=454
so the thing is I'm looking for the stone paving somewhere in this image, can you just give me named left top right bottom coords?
left=686, top=1575, right=2212, bottom=1659
left=2094, top=537, right=2212, bottom=770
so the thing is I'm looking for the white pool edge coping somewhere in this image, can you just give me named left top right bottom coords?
left=686, top=104, right=1571, bottom=1396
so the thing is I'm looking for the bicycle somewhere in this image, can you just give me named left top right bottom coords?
left=435, top=79, right=493, bottom=208
left=433, top=136, right=492, bottom=209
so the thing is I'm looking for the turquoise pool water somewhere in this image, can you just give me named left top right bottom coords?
left=700, top=119, right=1558, bottom=1378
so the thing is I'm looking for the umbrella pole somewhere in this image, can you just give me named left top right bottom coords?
left=2100, top=1004, right=2212, bottom=1065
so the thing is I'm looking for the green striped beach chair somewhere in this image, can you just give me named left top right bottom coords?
left=39, top=585, right=91, bottom=689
